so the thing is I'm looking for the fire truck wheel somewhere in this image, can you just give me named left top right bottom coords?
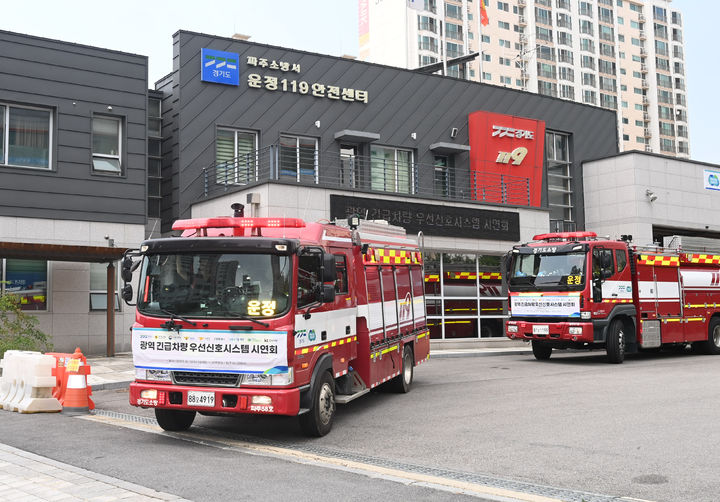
left=155, top=409, right=196, bottom=431
left=703, top=317, right=720, bottom=355
left=606, top=319, right=626, bottom=364
left=299, top=371, right=336, bottom=437
left=531, top=341, right=552, bottom=360
left=389, top=345, right=414, bottom=393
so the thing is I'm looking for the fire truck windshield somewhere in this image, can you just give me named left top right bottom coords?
left=137, top=253, right=291, bottom=319
left=509, top=251, right=586, bottom=290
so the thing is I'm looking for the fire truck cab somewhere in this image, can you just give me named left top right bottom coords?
left=122, top=207, right=429, bottom=436
left=505, top=231, right=720, bottom=363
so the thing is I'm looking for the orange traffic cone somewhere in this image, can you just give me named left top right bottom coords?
left=60, top=348, right=94, bottom=415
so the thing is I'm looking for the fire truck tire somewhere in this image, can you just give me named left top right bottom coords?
left=702, top=317, right=720, bottom=355
left=606, top=319, right=626, bottom=364
left=531, top=341, right=552, bottom=360
left=155, top=409, right=196, bottom=431
left=299, top=371, right=335, bottom=437
left=389, top=345, right=414, bottom=393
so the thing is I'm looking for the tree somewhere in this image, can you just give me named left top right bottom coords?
left=0, top=291, right=51, bottom=359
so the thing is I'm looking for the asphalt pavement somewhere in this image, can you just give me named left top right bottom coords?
left=0, top=343, right=533, bottom=502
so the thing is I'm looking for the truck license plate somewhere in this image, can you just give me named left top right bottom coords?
left=187, top=391, right=215, bottom=407
left=533, top=325, right=550, bottom=335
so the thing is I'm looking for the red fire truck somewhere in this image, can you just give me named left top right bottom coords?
left=121, top=207, right=429, bottom=436
left=505, top=231, right=720, bottom=363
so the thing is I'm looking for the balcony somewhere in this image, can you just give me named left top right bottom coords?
left=643, top=112, right=650, bottom=122
left=641, top=64, right=648, bottom=73
left=191, top=145, right=533, bottom=207
left=641, top=79, right=649, bottom=88
left=639, top=30, right=646, bottom=40
left=644, top=128, right=652, bottom=137
left=518, top=15, right=526, bottom=26
left=639, top=14, right=646, bottom=23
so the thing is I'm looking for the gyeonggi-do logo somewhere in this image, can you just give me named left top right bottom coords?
left=709, top=174, right=719, bottom=187
left=201, top=48, right=240, bottom=86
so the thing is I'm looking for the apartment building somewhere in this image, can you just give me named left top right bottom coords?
left=359, top=0, right=689, bottom=158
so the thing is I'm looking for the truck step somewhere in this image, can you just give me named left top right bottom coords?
left=335, top=388, right=371, bottom=404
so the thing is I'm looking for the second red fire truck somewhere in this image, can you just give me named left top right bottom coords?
left=505, top=231, right=720, bottom=363
left=121, top=207, right=429, bottom=436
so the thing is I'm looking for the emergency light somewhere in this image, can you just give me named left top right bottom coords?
left=172, top=217, right=306, bottom=236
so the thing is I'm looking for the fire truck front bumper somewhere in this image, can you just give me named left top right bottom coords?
left=505, top=319, right=594, bottom=343
left=129, top=381, right=302, bottom=416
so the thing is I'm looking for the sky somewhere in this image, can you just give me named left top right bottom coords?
left=3, top=0, right=716, bottom=164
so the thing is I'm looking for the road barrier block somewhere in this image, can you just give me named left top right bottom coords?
left=0, top=351, right=62, bottom=413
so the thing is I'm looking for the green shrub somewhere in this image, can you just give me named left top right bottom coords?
left=0, top=292, right=51, bottom=359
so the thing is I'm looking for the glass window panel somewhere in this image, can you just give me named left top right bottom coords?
left=90, top=292, right=120, bottom=311
left=92, top=117, right=120, bottom=156
left=8, top=107, right=50, bottom=168
left=396, top=149, right=411, bottom=194
left=148, top=138, right=161, bottom=157
left=549, top=190, right=571, bottom=206
left=443, top=318, right=478, bottom=338
left=90, top=262, right=108, bottom=290
left=279, top=135, right=298, bottom=177
left=148, top=198, right=161, bottom=218
left=445, top=299, right=478, bottom=317
left=548, top=176, right=570, bottom=190
left=423, top=252, right=441, bottom=295
left=148, top=98, right=161, bottom=118
left=554, top=135, right=568, bottom=160
left=148, top=118, right=161, bottom=136
left=148, top=158, right=162, bottom=177
left=298, top=137, right=317, bottom=177
left=148, top=179, right=161, bottom=197
left=92, top=158, right=121, bottom=173
left=5, top=259, right=47, bottom=311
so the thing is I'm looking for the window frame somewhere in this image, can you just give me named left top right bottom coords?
left=1, top=259, right=50, bottom=311
left=216, top=127, right=259, bottom=185
left=91, top=114, right=123, bottom=176
left=0, top=102, right=54, bottom=171
left=279, top=134, right=319, bottom=183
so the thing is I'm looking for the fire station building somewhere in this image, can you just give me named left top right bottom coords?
left=4, top=28, right=719, bottom=354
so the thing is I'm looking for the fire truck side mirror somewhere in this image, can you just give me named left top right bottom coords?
left=121, top=283, right=134, bottom=303
left=321, top=254, right=337, bottom=283
left=121, top=256, right=134, bottom=283
left=318, top=284, right=336, bottom=303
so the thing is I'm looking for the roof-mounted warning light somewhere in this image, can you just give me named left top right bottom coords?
left=532, top=231, right=598, bottom=242
left=172, top=217, right=306, bottom=237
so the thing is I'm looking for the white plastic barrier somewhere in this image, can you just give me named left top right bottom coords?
left=0, top=351, right=61, bottom=413
left=0, top=351, right=38, bottom=409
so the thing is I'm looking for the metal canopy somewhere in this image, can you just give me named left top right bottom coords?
left=0, top=241, right=128, bottom=357
left=0, top=241, right=126, bottom=263
left=333, top=130, right=381, bottom=143
left=429, top=142, right=472, bottom=155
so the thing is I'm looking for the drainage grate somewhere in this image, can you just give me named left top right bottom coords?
left=91, top=410, right=629, bottom=502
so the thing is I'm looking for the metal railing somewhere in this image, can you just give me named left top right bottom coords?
left=187, top=145, right=532, bottom=207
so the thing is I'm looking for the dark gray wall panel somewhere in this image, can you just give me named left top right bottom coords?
left=166, top=31, right=618, bottom=226
left=0, top=30, right=148, bottom=225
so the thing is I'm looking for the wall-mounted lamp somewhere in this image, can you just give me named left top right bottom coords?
left=645, top=189, right=658, bottom=202
left=450, top=127, right=458, bottom=138
left=314, top=120, right=321, bottom=128
left=107, top=105, right=113, bottom=111
left=411, top=132, right=417, bottom=140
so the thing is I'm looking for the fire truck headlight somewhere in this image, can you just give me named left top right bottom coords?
left=240, top=368, right=293, bottom=386
left=581, top=311, right=592, bottom=320
left=137, top=368, right=172, bottom=382
left=507, top=325, right=518, bottom=333
left=569, top=327, right=583, bottom=335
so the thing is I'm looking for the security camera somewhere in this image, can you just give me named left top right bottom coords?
left=104, top=235, right=110, bottom=240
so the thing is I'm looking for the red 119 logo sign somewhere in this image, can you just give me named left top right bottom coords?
left=492, top=125, right=533, bottom=165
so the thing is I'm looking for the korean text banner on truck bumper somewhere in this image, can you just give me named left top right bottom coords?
left=510, top=295, right=580, bottom=318
left=132, top=328, right=288, bottom=374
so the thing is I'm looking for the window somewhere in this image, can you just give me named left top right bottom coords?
left=90, top=263, right=121, bottom=311
left=598, top=59, right=616, bottom=75
left=216, top=129, right=258, bottom=185
left=580, top=38, right=595, bottom=53
left=537, top=63, right=556, bottom=79
left=482, top=34, right=490, bottom=43
left=580, top=19, right=594, bottom=36
left=558, top=66, right=575, bottom=82
left=583, top=90, right=596, bottom=104
left=557, top=31, right=573, bottom=46
left=656, top=40, right=669, bottom=56
left=418, top=36, right=438, bottom=52
left=581, top=55, right=595, bottom=70
left=537, top=45, right=555, bottom=61
left=600, top=93, right=617, bottom=109
left=657, top=74, right=672, bottom=88
left=446, top=42, right=463, bottom=58
left=498, top=1, right=509, bottom=11
left=579, top=1, right=593, bottom=16
left=546, top=132, right=573, bottom=225
left=279, top=135, right=318, bottom=182
left=298, top=253, right=322, bottom=308
left=538, top=81, right=557, bottom=97
left=483, top=53, right=491, bottom=62
left=499, top=57, right=511, bottom=66
left=433, top=155, right=451, bottom=197
left=536, top=27, right=553, bottom=41
left=334, top=255, right=348, bottom=294
left=370, top=146, right=413, bottom=194
left=483, top=72, right=492, bottom=80
left=418, top=16, right=437, bottom=33
left=2, top=259, right=47, bottom=311
left=622, top=101, right=628, bottom=108
left=446, top=23, right=463, bottom=41
left=0, top=104, right=52, bottom=169
left=559, top=84, right=575, bottom=100
left=582, top=72, right=596, bottom=87
left=599, top=25, right=614, bottom=41
left=446, top=3, right=461, bottom=18
left=660, top=138, right=675, bottom=153
left=535, top=7, right=551, bottom=24
left=498, top=21, right=510, bottom=30
left=557, top=13, right=572, bottom=29
left=92, top=116, right=122, bottom=174
left=622, top=134, right=630, bottom=141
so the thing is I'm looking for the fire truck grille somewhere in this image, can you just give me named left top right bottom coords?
left=172, top=371, right=240, bottom=387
